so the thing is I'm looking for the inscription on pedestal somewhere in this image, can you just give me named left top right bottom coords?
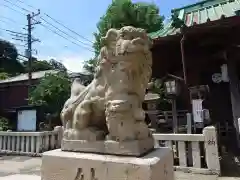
left=74, top=168, right=83, bottom=180
left=74, top=168, right=97, bottom=180
left=163, top=164, right=168, bottom=180
left=41, top=148, right=174, bottom=180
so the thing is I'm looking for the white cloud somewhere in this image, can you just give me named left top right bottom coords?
left=61, top=55, right=86, bottom=73
left=38, top=51, right=93, bottom=73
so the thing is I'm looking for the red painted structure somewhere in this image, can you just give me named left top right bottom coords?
left=0, top=70, right=58, bottom=117
left=0, top=80, right=37, bottom=115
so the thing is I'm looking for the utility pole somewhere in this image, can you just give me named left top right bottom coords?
left=26, top=9, right=41, bottom=87
left=27, top=14, right=32, bottom=86
left=7, top=10, right=41, bottom=87
left=5, top=10, right=40, bottom=103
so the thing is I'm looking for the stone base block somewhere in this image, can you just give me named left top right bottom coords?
left=61, top=138, right=154, bottom=157
left=41, top=148, right=174, bottom=180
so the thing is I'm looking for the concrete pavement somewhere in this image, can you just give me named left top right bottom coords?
left=0, top=175, right=40, bottom=180
left=0, top=156, right=41, bottom=178
left=0, top=155, right=238, bottom=180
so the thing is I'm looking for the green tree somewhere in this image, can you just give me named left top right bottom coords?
left=83, top=58, right=98, bottom=75
left=0, top=39, right=24, bottom=75
left=84, top=0, right=163, bottom=73
left=93, top=0, right=163, bottom=55
left=0, top=72, right=9, bottom=80
left=22, top=58, right=67, bottom=72
left=22, top=58, right=51, bottom=72
left=0, top=116, right=11, bottom=131
left=49, top=59, right=67, bottom=72
left=29, top=72, right=71, bottom=116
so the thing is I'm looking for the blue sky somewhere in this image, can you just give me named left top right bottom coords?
left=0, top=0, right=199, bottom=72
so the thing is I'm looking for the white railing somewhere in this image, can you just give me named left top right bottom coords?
left=0, top=126, right=63, bottom=156
left=153, top=126, right=220, bottom=175
left=0, top=125, right=220, bottom=175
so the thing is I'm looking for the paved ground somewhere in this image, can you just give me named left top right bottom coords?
left=0, top=155, right=239, bottom=180
left=0, top=156, right=41, bottom=177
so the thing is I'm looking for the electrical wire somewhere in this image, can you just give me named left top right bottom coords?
left=0, top=28, right=27, bottom=36
left=15, top=43, right=26, bottom=47
left=0, top=15, right=18, bottom=23
left=3, top=1, right=94, bottom=52
left=40, top=17, right=93, bottom=49
left=12, top=0, right=93, bottom=44
left=0, top=3, right=25, bottom=15
left=39, top=23, right=94, bottom=52
left=43, top=13, right=93, bottom=44
left=0, top=18, right=25, bottom=30
left=2, top=0, right=95, bottom=55
left=3, top=0, right=30, bottom=13
left=0, top=19, right=10, bottom=25
left=12, top=0, right=38, bottom=11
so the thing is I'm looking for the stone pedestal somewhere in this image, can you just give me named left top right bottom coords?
left=61, top=138, right=154, bottom=157
left=41, top=148, right=174, bottom=180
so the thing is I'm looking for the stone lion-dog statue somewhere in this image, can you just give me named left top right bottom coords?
left=61, top=26, right=152, bottom=142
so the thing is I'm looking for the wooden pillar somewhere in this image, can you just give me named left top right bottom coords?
left=226, top=52, right=240, bottom=148
left=180, top=33, right=192, bottom=114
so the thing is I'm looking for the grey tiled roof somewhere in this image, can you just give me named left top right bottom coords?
left=0, top=70, right=58, bottom=84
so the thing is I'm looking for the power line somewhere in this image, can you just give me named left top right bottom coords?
left=0, top=3, right=25, bottom=15
left=4, top=0, right=94, bottom=51
left=1, top=7, right=94, bottom=53
left=0, top=18, right=25, bottom=28
left=3, top=0, right=30, bottom=13
left=12, top=0, right=38, bottom=11
left=0, top=28, right=27, bottom=49
left=0, top=27, right=28, bottom=44
left=44, top=13, right=93, bottom=44
left=0, top=19, right=10, bottom=25
left=0, top=28, right=27, bottom=36
left=0, top=20, right=24, bottom=35
left=3, top=0, right=94, bottom=61
left=0, top=6, right=41, bottom=86
left=15, top=43, right=26, bottom=47
left=39, top=23, right=94, bottom=52
left=12, top=0, right=93, bottom=44
left=18, top=53, right=28, bottom=58
left=40, top=17, right=93, bottom=49
left=0, top=15, right=18, bottom=23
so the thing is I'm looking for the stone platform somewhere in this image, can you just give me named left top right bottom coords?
left=41, top=148, right=174, bottom=180
left=61, top=138, right=154, bottom=157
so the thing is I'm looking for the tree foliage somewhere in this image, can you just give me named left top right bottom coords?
left=22, top=58, right=67, bottom=72
left=0, top=39, right=24, bottom=75
left=83, top=58, right=98, bottom=75
left=150, top=79, right=171, bottom=109
left=171, top=12, right=185, bottom=29
left=93, top=0, right=164, bottom=55
left=0, top=116, right=11, bottom=131
left=29, top=72, right=71, bottom=115
left=0, top=39, right=67, bottom=78
left=84, top=0, right=164, bottom=73
left=48, top=59, right=67, bottom=72
left=0, top=72, right=9, bottom=80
